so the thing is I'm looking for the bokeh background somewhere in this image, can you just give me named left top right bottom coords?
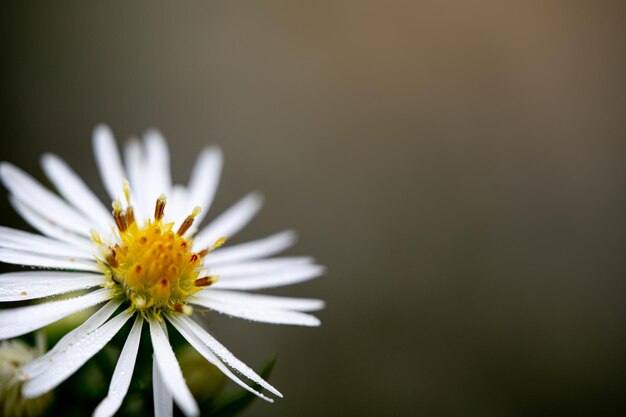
left=2, top=1, right=626, bottom=416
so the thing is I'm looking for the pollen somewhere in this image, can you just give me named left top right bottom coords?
left=96, top=186, right=222, bottom=317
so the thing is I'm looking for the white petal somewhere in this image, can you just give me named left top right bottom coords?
left=23, top=299, right=122, bottom=378
left=197, top=290, right=325, bottom=312
left=93, top=315, right=143, bottom=417
left=0, top=248, right=99, bottom=272
left=142, top=129, right=172, bottom=213
left=0, top=162, right=92, bottom=236
left=93, top=124, right=126, bottom=205
left=145, top=129, right=172, bottom=193
left=211, top=264, right=325, bottom=290
left=193, top=192, right=263, bottom=251
left=167, top=314, right=276, bottom=402
left=123, top=139, right=143, bottom=195
left=0, top=271, right=105, bottom=301
left=193, top=298, right=320, bottom=327
left=153, top=353, right=173, bottom=417
left=41, top=154, right=113, bottom=232
left=166, top=185, right=188, bottom=227
left=148, top=316, right=199, bottom=417
left=124, top=139, right=148, bottom=224
left=186, top=146, right=223, bottom=225
left=0, top=288, right=111, bottom=340
left=205, top=230, right=296, bottom=266
left=8, top=196, right=93, bottom=248
left=168, top=314, right=283, bottom=399
left=0, top=226, right=94, bottom=259
left=22, top=310, right=131, bottom=399
left=208, top=257, right=313, bottom=277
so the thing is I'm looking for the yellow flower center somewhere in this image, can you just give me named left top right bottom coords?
left=95, top=187, right=224, bottom=317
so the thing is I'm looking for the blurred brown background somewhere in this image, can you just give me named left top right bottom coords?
left=2, top=1, right=626, bottom=416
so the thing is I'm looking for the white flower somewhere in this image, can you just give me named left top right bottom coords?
left=0, top=334, right=52, bottom=417
left=0, top=125, right=325, bottom=417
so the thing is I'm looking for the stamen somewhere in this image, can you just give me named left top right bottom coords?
left=106, top=249, right=118, bottom=268
left=132, top=294, right=147, bottom=309
left=177, top=206, right=201, bottom=236
left=122, top=178, right=131, bottom=205
left=90, top=229, right=103, bottom=245
left=112, top=200, right=128, bottom=232
left=195, top=236, right=228, bottom=259
left=210, top=236, right=228, bottom=251
left=125, top=205, right=135, bottom=226
left=195, top=276, right=218, bottom=287
left=174, top=303, right=193, bottom=315
left=154, top=194, right=167, bottom=221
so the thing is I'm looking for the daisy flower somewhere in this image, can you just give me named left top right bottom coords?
left=0, top=125, right=325, bottom=417
left=0, top=334, right=52, bottom=417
